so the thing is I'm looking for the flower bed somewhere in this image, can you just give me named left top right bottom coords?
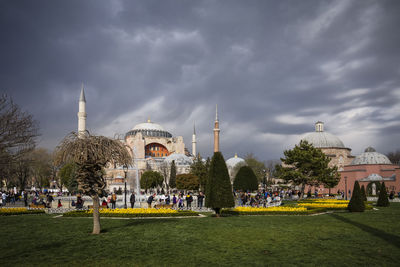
left=0, top=208, right=45, bottom=216
left=297, top=203, right=348, bottom=209
left=63, top=208, right=199, bottom=218
left=222, top=206, right=326, bottom=215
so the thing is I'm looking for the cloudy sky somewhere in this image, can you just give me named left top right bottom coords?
left=1, top=0, right=399, bottom=161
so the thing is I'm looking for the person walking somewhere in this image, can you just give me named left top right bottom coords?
left=111, top=193, right=117, bottom=209
left=186, top=192, right=193, bottom=210
left=130, top=192, right=135, bottom=208
left=197, top=192, right=204, bottom=209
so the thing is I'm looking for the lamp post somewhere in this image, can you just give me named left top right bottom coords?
left=123, top=165, right=128, bottom=209
left=344, top=176, right=347, bottom=200
left=263, top=169, right=267, bottom=191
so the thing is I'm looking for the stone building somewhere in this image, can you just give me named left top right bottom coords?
left=302, top=121, right=354, bottom=171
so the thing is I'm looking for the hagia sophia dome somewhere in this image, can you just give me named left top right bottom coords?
left=125, top=119, right=172, bottom=138
left=351, top=147, right=392, bottom=165
left=226, top=153, right=245, bottom=169
left=302, top=121, right=345, bottom=148
left=165, top=153, right=193, bottom=166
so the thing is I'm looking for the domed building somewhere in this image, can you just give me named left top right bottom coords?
left=302, top=121, right=354, bottom=171
left=226, top=153, right=246, bottom=182
left=105, top=119, right=188, bottom=193
left=339, top=147, right=400, bottom=197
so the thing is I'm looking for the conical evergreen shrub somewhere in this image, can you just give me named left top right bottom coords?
left=205, top=152, right=234, bottom=215
left=360, top=185, right=367, bottom=202
left=377, top=182, right=390, bottom=207
left=348, top=181, right=365, bottom=212
left=233, top=166, right=258, bottom=192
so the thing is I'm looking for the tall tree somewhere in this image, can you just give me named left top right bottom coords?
left=0, top=95, right=39, bottom=185
left=205, top=152, right=234, bottom=216
left=169, top=160, right=177, bottom=189
left=190, top=155, right=208, bottom=191
left=58, top=162, right=78, bottom=193
left=348, top=181, right=365, bottom=212
left=233, top=166, right=258, bottom=192
left=30, top=148, right=53, bottom=189
left=275, top=140, right=338, bottom=199
left=386, top=149, right=400, bottom=166
left=176, top=174, right=199, bottom=191
left=140, top=171, right=163, bottom=192
left=377, top=182, right=390, bottom=207
left=244, top=153, right=266, bottom=182
left=55, top=132, right=132, bottom=235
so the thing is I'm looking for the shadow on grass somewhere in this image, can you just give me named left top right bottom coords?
left=102, top=218, right=179, bottom=233
left=330, top=213, right=400, bottom=248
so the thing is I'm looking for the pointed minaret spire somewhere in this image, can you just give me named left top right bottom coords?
left=79, top=83, right=86, bottom=102
left=77, top=84, right=87, bottom=138
left=192, top=122, right=197, bottom=157
left=213, top=104, right=220, bottom=153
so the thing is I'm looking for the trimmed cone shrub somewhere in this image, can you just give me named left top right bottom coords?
left=348, top=181, right=365, bottom=212
left=233, top=166, right=258, bottom=192
left=377, top=182, right=390, bottom=207
left=360, top=185, right=367, bottom=202
left=205, top=152, right=234, bottom=215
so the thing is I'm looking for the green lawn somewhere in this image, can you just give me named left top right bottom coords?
left=1, top=204, right=400, bottom=266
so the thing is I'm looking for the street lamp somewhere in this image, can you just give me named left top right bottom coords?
left=123, top=165, right=128, bottom=209
left=344, top=176, right=348, bottom=200
left=263, top=169, right=267, bottom=191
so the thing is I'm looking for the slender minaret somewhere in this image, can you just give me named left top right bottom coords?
left=77, top=84, right=87, bottom=137
left=213, top=104, right=220, bottom=152
left=192, top=122, right=197, bottom=157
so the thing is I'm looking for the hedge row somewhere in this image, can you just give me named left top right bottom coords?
left=221, top=208, right=327, bottom=216
left=0, top=209, right=45, bottom=216
left=63, top=210, right=199, bottom=218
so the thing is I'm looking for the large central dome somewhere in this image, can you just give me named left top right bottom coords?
left=302, top=121, right=345, bottom=148
left=126, top=119, right=172, bottom=138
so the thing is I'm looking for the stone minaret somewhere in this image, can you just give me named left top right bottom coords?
left=192, top=122, right=197, bottom=157
left=77, top=85, right=87, bottom=137
left=213, top=104, right=220, bottom=152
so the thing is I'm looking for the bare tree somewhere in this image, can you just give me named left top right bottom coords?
left=0, top=95, right=39, bottom=167
left=55, top=132, right=132, bottom=234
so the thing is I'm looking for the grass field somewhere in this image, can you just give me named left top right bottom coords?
left=1, top=204, right=400, bottom=266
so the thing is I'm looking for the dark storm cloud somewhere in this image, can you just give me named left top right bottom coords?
left=1, top=0, right=399, bottom=160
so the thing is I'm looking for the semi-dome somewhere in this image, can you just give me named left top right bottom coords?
left=226, top=153, right=245, bottom=169
left=351, top=147, right=392, bottom=165
left=126, top=119, right=172, bottom=138
left=165, top=153, right=193, bottom=166
left=302, top=121, right=345, bottom=148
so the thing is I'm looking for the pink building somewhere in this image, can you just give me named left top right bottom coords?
left=338, top=147, right=400, bottom=197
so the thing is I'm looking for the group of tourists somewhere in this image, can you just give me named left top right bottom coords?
left=146, top=191, right=205, bottom=210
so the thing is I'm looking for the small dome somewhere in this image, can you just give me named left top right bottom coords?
left=364, top=147, right=376, bottom=152
left=165, top=153, right=193, bottom=166
left=351, top=148, right=392, bottom=165
left=226, top=153, right=245, bottom=169
left=302, top=122, right=345, bottom=148
left=126, top=119, right=172, bottom=138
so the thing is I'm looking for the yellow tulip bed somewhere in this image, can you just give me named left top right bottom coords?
left=0, top=208, right=45, bottom=216
left=222, top=205, right=322, bottom=215
left=297, top=203, right=348, bottom=209
left=63, top=208, right=199, bottom=218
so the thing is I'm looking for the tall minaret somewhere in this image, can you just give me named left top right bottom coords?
left=77, top=84, right=87, bottom=137
left=192, top=122, right=197, bottom=157
left=213, top=104, right=220, bottom=152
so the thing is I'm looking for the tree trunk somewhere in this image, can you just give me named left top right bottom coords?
left=92, top=195, right=101, bottom=234
left=300, top=184, right=305, bottom=199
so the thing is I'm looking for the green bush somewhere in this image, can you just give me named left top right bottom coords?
left=377, top=182, right=390, bottom=207
left=233, top=166, right=258, bottom=192
left=360, top=185, right=367, bottom=201
left=348, top=181, right=365, bottom=212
